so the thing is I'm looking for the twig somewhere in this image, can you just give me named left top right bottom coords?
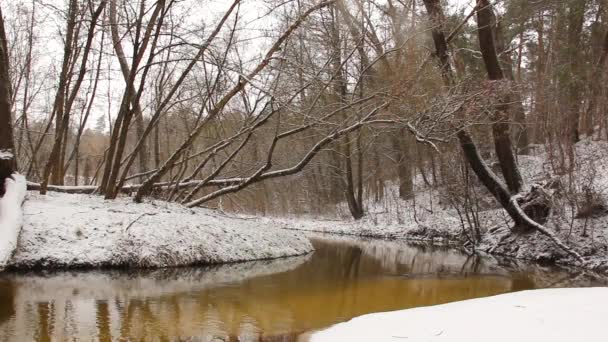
left=124, top=213, right=157, bottom=232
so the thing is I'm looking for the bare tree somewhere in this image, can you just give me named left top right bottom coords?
left=39, top=0, right=108, bottom=193
left=132, top=0, right=337, bottom=202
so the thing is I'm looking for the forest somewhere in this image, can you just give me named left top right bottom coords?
left=0, top=0, right=608, bottom=341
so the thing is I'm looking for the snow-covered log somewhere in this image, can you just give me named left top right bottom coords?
left=0, top=173, right=26, bottom=269
left=25, top=179, right=237, bottom=194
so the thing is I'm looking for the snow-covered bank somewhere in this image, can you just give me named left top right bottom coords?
left=307, top=288, right=608, bottom=342
left=0, top=174, right=26, bottom=269
left=262, top=189, right=468, bottom=245
left=7, top=191, right=313, bottom=269
left=268, top=214, right=463, bottom=244
left=267, top=138, right=608, bottom=274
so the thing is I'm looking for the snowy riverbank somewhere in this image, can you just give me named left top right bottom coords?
left=6, top=191, right=312, bottom=270
left=307, top=287, right=608, bottom=342
left=266, top=139, right=608, bottom=274
left=270, top=210, right=608, bottom=274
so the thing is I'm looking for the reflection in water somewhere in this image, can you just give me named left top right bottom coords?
left=0, top=236, right=605, bottom=341
left=0, top=280, right=15, bottom=326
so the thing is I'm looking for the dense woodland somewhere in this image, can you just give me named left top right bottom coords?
left=0, top=0, right=607, bottom=233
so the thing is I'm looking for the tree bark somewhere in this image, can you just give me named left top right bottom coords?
left=393, top=134, right=414, bottom=199
left=494, top=19, right=530, bottom=154
left=476, top=0, right=524, bottom=194
left=331, top=3, right=364, bottom=220
left=0, top=6, right=17, bottom=196
left=422, top=0, right=454, bottom=84
left=584, top=29, right=608, bottom=136
left=564, top=0, right=587, bottom=143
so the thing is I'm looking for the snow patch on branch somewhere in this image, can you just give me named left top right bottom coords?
left=0, top=149, right=14, bottom=160
left=0, top=174, right=27, bottom=269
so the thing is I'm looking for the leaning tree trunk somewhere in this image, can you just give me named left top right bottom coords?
left=476, top=0, right=524, bottom=194
left=424, top=0, right=547, bottom=227
left=0, top=6, right=16, bottom=196
left=421, top=0, right=583, bottom=261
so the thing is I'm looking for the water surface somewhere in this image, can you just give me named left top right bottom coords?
left=0, top=236, right=605, bottom=341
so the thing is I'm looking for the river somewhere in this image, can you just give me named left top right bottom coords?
left=0, top=235, right=605, bottom=341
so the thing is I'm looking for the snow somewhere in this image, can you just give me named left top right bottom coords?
left=0, top=149, right=14, bottom=160
left=0, top=174, right=27, bottom=269
left=266, top=138, right=608, bottom=274
left=262, top=188, right=480, bottom=245
left=308, top=288, right=608, bottom=342
left=8, top=191, right=313, bottom=269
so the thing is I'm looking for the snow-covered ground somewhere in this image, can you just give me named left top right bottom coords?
left=0, top=174, right=26, bottom=269
left=8, top=191, right=312, bottom=269
left=478, top=140, right=608, bottom=272
left=307, top=287, right=608, bottom=342
left=261, top=188, right=470, bottom=244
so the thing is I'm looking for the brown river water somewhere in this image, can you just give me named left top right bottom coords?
left=0, top=236, right=605, bottom=341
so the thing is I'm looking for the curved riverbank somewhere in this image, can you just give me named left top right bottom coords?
left=7, top=191, right=313, bottom=270
left=265, top=209, right=608, bottom=276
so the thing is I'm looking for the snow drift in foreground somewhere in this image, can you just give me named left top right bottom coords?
left=308, top=288, right=608, bottom=342
left=0, top=174, right=26, bottom=269
left=8, top=192, right=313, bottom=269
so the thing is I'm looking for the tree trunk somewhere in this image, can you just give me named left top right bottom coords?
left=109, top=0, right=149, bottom=181
left=0, top=6, right=16, bottom=196
left=476, top=0, right=524, bottom=194
left=393, top=134, right=414, bottom=199
left=41, top=0, right=78, bottom=190
left=330, top=3, right=364, bottom=219
left=495, top=19, right=530, bottom=154
left=565, top=0, right=587, bottom=143
left=584, top=29, right=608, bottom=136
left=41, top=0, right=106, bottom=193
left=422, top=0, right=454, bottom=83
